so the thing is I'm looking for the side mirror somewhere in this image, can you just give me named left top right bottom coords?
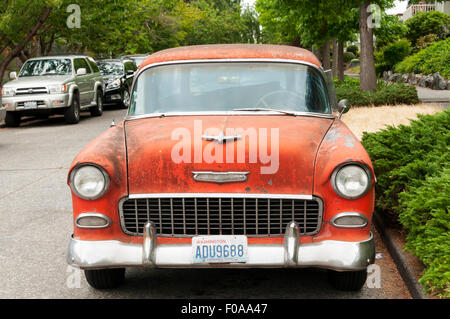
left=9, top=72, right=17, bottom=80
left=337, top=99, right=350, bottom=118
left=76, top=68, right=87, bottom=76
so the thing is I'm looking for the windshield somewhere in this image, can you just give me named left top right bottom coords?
left=19, top=59, right=72, bottom=77
left=97, top=62, right=124, bottom=76
left=129, top=62, right=331, bottom=115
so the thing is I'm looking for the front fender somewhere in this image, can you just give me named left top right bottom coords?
left=313, top=119, right=376, bottom=242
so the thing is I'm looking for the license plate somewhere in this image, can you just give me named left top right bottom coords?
left=192, top=235, right=248, bottom=263
left=24, top=101, right=37, bottom=109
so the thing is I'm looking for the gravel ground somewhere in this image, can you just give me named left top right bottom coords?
left=341, top=103, right=445, bottom=140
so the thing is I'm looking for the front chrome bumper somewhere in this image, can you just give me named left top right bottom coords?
left=1, top=92, right=71, bottom=111
left=67, top=222, right=375, bottom=271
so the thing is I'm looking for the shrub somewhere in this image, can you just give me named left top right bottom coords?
left=346, top=45, right=359, bottom=56
left=343, top=51, right=355, bottom=63
left=405, top=11, right=450, bottom=46
left=395, top=38, right=450, bottom=78
left=382, top=39, right=412, bottom=69
left=361, top=110, right=450, bottom=298
left=335, top=77, right=418, bottom=106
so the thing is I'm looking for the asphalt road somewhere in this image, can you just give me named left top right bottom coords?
left=0, top=107, right=411, bottom=299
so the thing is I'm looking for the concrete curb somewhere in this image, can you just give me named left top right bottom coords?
left=373, top=211, right=427, bottom=299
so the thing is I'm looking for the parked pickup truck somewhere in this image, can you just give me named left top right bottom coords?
left=1, top=54, right=104, bottom=127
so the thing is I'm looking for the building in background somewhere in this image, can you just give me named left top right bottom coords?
left=402, top=0, right=450, bottom=21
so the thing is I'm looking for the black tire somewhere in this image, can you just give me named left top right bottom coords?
left=64, top=93, right=81, bottom=124
left=5, top=111, right=21, bottom=127
left=328, top=269, right=367, bottom=291
left=118, top=88, right=130, bottom=109
left=90, top=89, right=104, bottom=117
left=84, top=268, right=125, bottom=289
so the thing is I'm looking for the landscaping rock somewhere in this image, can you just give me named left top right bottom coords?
left=432, top=72, right=446, bottom=90
left=418, top=75, right=427, bottom=87
left=447, top=80, right=450, bottom=90
left=425, top=75, right=434, bottom=88
left=402, top=74, right=409, bottom=83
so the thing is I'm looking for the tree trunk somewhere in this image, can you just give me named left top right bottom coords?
left=320, top=40, right=331, bottom=70
left=338, top=41, right=345, bottom=82
left=359, top=0, right=377, bottom=91
left=332, top=38, right=338, bottom=77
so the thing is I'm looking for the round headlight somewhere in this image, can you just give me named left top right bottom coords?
left=332, top=164, right=371, bottom=199
left=70, top=165, right=109, bottom=200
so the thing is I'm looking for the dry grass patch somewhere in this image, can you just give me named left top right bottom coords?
left=342, top=104, right=445, bottom=140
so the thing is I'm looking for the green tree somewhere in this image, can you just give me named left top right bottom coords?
left=374, top=13, right=407, bottom=49
left=405, top=11, right=450, bottom=47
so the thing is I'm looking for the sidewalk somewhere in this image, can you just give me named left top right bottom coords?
left=415, top=86, right=450, bottom=104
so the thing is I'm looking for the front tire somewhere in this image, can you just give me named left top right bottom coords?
left=84, top=268, right=125, bottom=289
left=5, top=111, right=21, bottom=127
left=64, top=93, right=81, bottom=124
left=90, top=89, right=104, bottom=117
left=328, top=269, right=367, bottom=291
left=118, top=88, right=130, bottom=109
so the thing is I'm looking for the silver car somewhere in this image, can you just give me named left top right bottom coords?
left=1, top=55, right=104, bottom=127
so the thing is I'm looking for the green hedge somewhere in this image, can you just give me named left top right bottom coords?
left=361, top=110, right=450, bottom=298
left=395, top=38, right=450, bottom=78
left=334, top=76, right=419, bottom=106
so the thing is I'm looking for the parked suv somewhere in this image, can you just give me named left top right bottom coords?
left=97, top=59, right=137, bottom=108
left=1, top=54, right=104, bottom=127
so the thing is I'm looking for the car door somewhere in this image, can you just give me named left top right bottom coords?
left=73, top=58, right=91, bottom=105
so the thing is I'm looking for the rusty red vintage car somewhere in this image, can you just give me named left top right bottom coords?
left=67, top=44, right=376, bottom=291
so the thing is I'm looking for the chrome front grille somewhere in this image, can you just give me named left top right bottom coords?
left=15, top=87, right=48, bottom=95
left=119, top=195, right=323, bottom=237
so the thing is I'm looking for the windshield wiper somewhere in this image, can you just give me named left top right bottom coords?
left=233, top=107, right=298, bottom=116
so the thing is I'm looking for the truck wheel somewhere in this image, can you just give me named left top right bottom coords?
left=90, top=89, right=104, bottom=117
left=64, top=93, right=81, bottom=124
left=119, top=89, right=130, bottom=109
left=84, top=268, right=125, bottom=289
left=328, top=269, right=367, bottom=291
left=5, top=112, right=21, bottom=127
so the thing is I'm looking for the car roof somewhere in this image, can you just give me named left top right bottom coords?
left=27, top=54, right=90, bottom=60
left=139, top=44, right=321, bottom=70
left=96, top=58, right=135, bottom=64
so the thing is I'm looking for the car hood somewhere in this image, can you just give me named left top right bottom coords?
left=4, top=75, right=73, bottom=88
left=125, top=115, right=334, bottom=195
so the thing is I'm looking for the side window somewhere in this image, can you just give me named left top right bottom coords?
left=87, top=57, right=100, bottom=73
left=74, top=58, right=91, bottom=74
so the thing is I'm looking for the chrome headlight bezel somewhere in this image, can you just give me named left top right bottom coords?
left=69, top=164, right=110, bottom=201
left=1, top=87, right=15, bottom=97
left=48, top=84, right=68, bottom=94
left=331, top=162, right=372, bottom=200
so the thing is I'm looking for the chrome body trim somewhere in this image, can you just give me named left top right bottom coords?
left=191, top=171, right=249, bottom=183
left=127, top=193, right=314, bottom=200
left=330, top=212, right=369, bottom=229
left=75, top=213, right=111, bottom=229
left=67, top=232, right=375, bottom=271
left=125, top=58, right=336, bottom=121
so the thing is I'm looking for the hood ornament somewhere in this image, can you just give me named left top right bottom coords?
left=202, top=130, right=241, bottom=144
left=192, top=171, right=249, bottom=183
